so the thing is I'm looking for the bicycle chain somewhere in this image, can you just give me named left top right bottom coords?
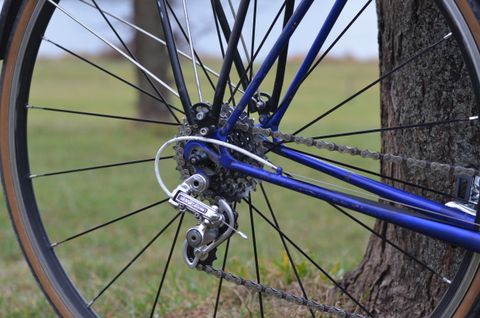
left=219, top=112, right=478, bottom=176
left=196, top=264, right=367, bottom=318
left=253, top=126, right=478, bottom=176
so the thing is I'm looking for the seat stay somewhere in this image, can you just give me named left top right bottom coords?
left=220, top=0, right=315, bottom=137
left=267, top=0, right=349, bottom=130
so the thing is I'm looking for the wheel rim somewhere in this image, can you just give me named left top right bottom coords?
left=2, top=0, right=480, bottom=317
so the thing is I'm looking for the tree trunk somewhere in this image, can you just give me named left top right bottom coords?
left=335, top=1, right=480, bottom=316
left=134, top=0, right=173, bottom=121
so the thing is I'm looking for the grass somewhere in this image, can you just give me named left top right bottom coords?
left=0, top=56, right=380, bottom=317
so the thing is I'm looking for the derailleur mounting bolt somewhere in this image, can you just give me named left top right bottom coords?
left=196, top=112, right=206, bottom=121
left=199, top=127, right=210, bottom=136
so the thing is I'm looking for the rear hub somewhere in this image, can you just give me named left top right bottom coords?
left=174, top=105, right=267, bottom=203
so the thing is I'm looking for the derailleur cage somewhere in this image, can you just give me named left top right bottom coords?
left=169, top=174, right=237, bottom=268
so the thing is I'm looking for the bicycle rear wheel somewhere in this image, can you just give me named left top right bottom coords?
left=1, top=0, right=480, bottom=317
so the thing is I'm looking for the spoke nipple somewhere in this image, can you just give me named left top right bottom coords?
left=29, top=174, right=37, bottom=179
left=469, top=116, right=479, bottom=121
left=237, top=230, right=248, bottom=240
left=50, top=242, right=58, bottom=248
left=444, top=32, right=452, bottom=39
left=442, top=277, right=452, bottom=284
left=87, top=300, right=94, bottom=308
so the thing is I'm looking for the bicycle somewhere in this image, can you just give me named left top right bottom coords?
left=1, top=0, right=480, bottom=317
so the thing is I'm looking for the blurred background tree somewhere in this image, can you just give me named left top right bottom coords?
left=134, top=0, right=174, bottom=121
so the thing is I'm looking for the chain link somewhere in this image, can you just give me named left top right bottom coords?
left=196, top=264, right=368, bottom=318
left=218, top=113, right=478, bottom=176
left=220, top=116, right=478, bottom=176
left=251, top=126, right=478, bottom=176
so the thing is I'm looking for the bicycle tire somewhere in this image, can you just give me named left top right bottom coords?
left=1, top=0, right=479, bottom=317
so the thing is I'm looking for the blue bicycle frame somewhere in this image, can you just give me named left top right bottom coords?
left=186, top=0, right=480, bottom=252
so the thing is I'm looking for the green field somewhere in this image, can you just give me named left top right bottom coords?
left=0, top=57, right=381, bottom=317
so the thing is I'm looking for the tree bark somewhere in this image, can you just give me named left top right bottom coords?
left=134, top=0, right=173, bottom=121
left=334, top=1, right=480, bottom=316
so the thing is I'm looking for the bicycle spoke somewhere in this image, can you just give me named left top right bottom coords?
left=249, top=0, right=258, bottom=82
left=87, top=212, right=181, bottom=307
left=210, top=0, right=239, bottom=103
left=269, top=0, right=372, bottom=121
left=292, top=33, right=453, bottom=135
left=248, top=0, right=259, bottom=117
left=156, top=0, right=195, bottom=122
left=247, top=0, right=259, bottom=116
left=228, top=0, right=252, bottom=66
left=29, top=156, right=172, bottom=179
left=51, top=199, right=169, bottom=247
left=90, top=0, right=181, bottom=123
left=310, top=116, right=479, bottom=140
left=260, top=185, right=315, bottom=318
left=47, top=0, right=180, bottom=99
left=247, top=194, right=264, bottom=317
left=270, top=0, right=295, bottom=111
left=78, top=0, right=222, bottom=92
left=213, top=203, right=236, bottom=317
left=213, top=238, right=231, bottom=318
left=272, top=0, right=349, bottom=126
left=42, top=37, right=184, bottom=115
left=27, top=105, right=180, bottom=126
left=298, top=0, right=373, bottom=89
left=6, top=0, right=479, bottom=315
left=211, top=0, right=227, bottom=57
left=149, top=212, right=185, bottom=318
left=165, top=0, right=217, bottom=93
left=329, top=203, right=451, bottom=284
left=246, top=200, right=374, bottom=317
left=212, top=0, right=251, bottom=111
left=181, top=0, right=203, bottom=102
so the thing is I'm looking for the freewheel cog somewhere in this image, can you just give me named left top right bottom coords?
left=174, top=105, right=267, bottom=203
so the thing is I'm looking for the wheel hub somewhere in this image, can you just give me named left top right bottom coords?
left=174, top=105, right=267, bottom=203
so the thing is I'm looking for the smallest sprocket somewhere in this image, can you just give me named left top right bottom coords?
left=174, top=105, right=266, bottom=203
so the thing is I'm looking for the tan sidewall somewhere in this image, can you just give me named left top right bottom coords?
left=0, top=2, right=74, bottom=317
left=451, top=2, right=480, bottom=316
left=456, top=0, right=480, bottom=49
left=0, top=1, right=479, bottom=318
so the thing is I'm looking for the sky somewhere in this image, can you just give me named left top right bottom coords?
left=0, top=0, right=379, bottom=60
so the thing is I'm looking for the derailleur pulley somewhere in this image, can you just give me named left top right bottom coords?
left=169, top=174, right=240, bottom=268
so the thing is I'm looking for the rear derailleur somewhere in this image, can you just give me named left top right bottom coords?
left=168, top=174, right=240, bottom=268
